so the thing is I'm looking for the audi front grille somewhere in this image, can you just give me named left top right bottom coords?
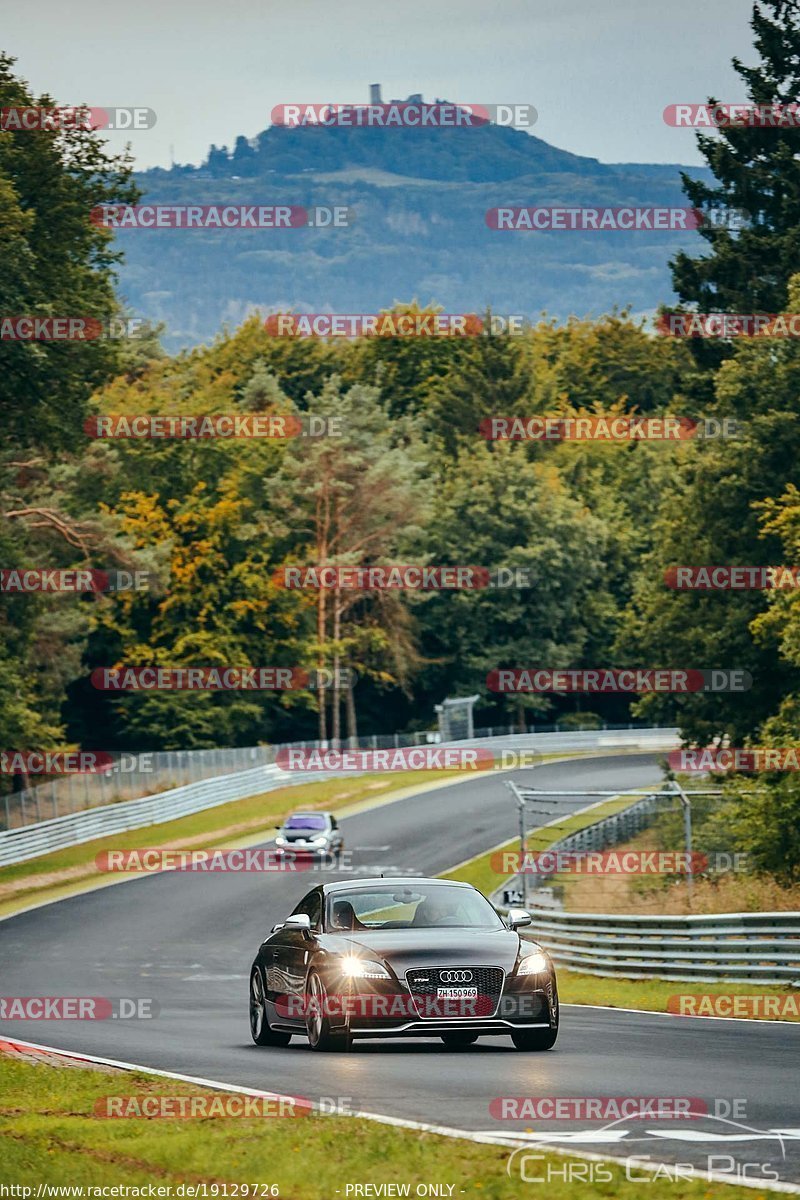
left=404, top=966, right=505, bottom=1019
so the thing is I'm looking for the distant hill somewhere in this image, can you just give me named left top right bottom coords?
left=121, top=120, right=711, bottom=349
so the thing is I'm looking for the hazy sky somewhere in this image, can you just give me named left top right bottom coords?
left=3, top=0, right=757, bottom=171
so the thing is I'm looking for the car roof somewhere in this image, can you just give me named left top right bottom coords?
left=283, top=811, right=332, bottom=819
left=322, top=877, right=475, bottom=894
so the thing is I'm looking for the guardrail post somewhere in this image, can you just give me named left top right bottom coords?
left=672, top=780, right=694, bottom=902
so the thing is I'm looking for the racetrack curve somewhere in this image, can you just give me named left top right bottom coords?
left=2, top=752, right=799, bottom=1188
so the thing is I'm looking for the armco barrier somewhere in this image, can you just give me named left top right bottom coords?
left=521, top=908, right=800, bottom=985
left=0, top=763, right=299, bottom=868
left=0, top=727, right=678, bottom=868
left=1, top=721, right=673, bottom=831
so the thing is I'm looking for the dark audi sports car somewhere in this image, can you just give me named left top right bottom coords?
left=249, top=877, right=558, bottom=1051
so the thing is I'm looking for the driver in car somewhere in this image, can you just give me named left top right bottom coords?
left=412, top=893, right=465, bottom=926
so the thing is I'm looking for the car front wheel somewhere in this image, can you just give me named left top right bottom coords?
left=511, top=1026, right=558, bottom=1050
left=305, top=971, right=352, bottom=1052
left=512, top=983, right=559, bottom=1050
left=250, top=969, right=292, bottom=1047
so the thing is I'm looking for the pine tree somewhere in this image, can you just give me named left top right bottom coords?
left=671, top=1, right=800, bottom=313
left=425, top=324, right=530, bottom=456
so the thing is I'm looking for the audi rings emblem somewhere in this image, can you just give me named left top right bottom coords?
left=439, top=969, right=473, bottom=983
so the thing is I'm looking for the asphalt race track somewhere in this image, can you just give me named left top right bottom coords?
left=2, top=753, right=799, bottom=1189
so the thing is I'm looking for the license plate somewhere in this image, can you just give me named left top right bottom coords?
left=437, top=987, right=477, bottom=999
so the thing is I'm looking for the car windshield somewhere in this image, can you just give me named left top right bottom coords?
left=326, top=885, right=504, bottom=931
left=284, top=814, right=327, bottom=830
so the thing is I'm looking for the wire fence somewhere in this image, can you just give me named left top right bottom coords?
left=0, top=720, right=664, bottom=832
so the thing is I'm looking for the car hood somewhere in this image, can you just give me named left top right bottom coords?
left=279, top=829, right=329, bottom=839
left=319, top=927, right=521, bottom=973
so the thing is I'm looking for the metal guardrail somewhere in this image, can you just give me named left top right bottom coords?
left=2, top=735, right=443, bottom=831
left=0, top=727, right=678, bottom=869
left=522, top=909, right=800, bottom=985
left=0, top=763, right=308, bottom=869
left=1, top=720, right=671, bottom=831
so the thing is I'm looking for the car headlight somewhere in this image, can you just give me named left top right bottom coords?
left=516, top=950, right=549, bottom=976
left=275, top=836, right=286, bottom=846
left=311, top=837, right=329, bottom=846
left=341, top=955, right=391, bottom=979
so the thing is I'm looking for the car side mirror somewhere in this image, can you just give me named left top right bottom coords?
left=507, top=907, right=532, bottom=930
left=283, top=913, right=312, bottom=934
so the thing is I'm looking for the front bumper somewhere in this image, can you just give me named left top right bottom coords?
left=323, top=972, right=555, bottom=1035
left=347, top=1017, right=550, bottom=1039
left=276, top=843, right=334, bottom=859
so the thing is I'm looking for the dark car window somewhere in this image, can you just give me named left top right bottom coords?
left=291, top=889, right=322, bottom=928
left=326, top=884, right=503, bottom=930
left=285, top=814, right=328, bottom=830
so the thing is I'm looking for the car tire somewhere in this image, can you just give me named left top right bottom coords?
left=250, top=968, right=292, bottom=1047
left=511, top=1026, right=558, bottom=1050
left=440, top=1033, right=479, bottom=1048
left=305, top=970, right=352, bottom=1052
left=513, top=984, right=556, bottom=1051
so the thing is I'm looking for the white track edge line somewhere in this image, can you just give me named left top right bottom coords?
left=561, top=1002, right=800, bottom=1026
left=2, top=1035, right=799, bottom=1195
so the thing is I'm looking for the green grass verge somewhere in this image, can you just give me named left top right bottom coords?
left=441, top=791, right=800, bottom=1020
left=554, top=968, right=800, bottom=1016
left=0, top=1053, right=753, bottom=1197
